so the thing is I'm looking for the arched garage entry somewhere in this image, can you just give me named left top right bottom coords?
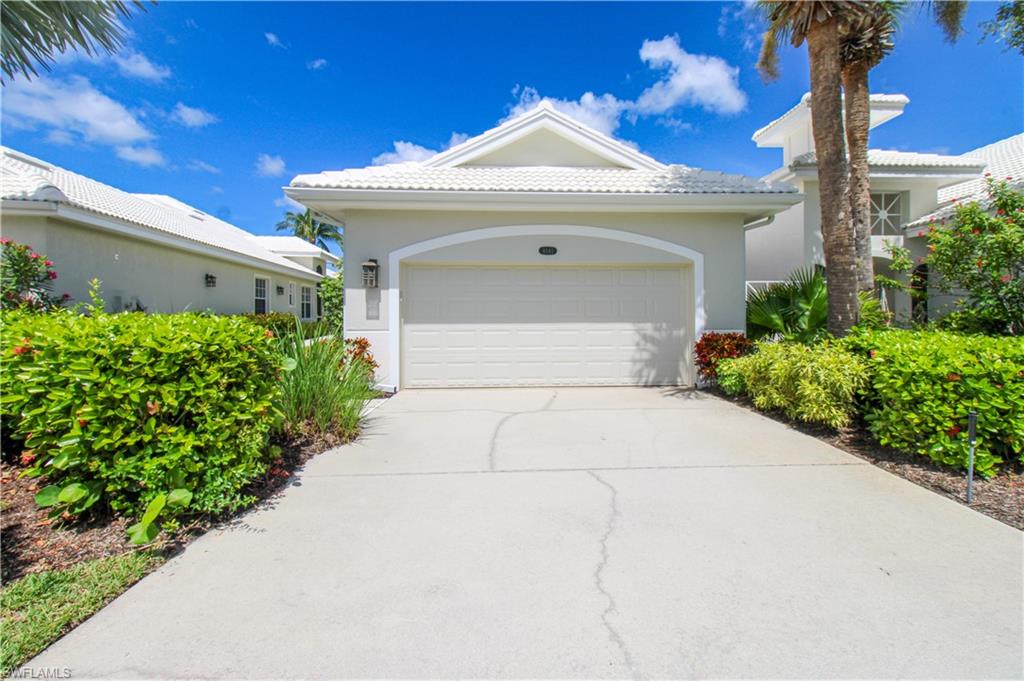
left=387, top=225, right=705, bottom=389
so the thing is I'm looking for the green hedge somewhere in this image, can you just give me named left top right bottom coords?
left=1, top=310, right=284, bottom=532
left=239, top=312, right=337, bottom=339
left=843, top=330, right=1024, bottom=476
left=718, top=341, right=869, bottom=429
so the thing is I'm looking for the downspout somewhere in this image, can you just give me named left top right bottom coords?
left=743, top=214, right=776, bottom=231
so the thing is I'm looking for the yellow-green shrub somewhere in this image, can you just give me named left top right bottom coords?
left=843, top=330, right=1024, bottom=476
left=717, top=341, right=869, bottom=428
left=1, top=310, right=284, bottom=537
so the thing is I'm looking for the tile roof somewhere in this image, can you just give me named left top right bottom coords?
left=791, top=148, right=986, bottom=169
left=907, top=133, right=1024, bottom=228
left=1, top=147, right=316, bottom=276
left=753, top=93, right=909, bottom=141
left=290, top=164, right=797, bottom=195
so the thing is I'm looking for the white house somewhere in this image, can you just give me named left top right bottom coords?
left=286, top=102, right=801, bottom=390
left=1, top=147, right=331, bottom=318
left=746, top=93, right=1021, bottom=319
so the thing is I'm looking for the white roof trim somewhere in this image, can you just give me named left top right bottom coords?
left=422, top=102, right=666, bottom=171
left=753, top=93, right=909, bottom=146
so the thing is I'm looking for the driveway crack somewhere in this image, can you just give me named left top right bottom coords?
left=587, top=470, right=641, bottom=680
left=487, top=390, right=557, bottom=471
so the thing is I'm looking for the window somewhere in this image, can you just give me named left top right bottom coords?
left=300, top=286, right=312, bottom=320
left=288, top=282, right=295, bottom=307
left=254, top=277, right=269, bottom=314
left=870, top=193, right=903, bottom=236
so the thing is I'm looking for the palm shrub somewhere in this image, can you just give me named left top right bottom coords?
left=747, top=267, right=885, bottom=342
left=275, top=321, right=375, bottom=437
left=718, top=341, right=869, bottom=429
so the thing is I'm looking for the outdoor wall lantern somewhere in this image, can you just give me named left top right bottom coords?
left=204, top=273, right=217, bottom=288
left=361, top=259, right=379, bottom=288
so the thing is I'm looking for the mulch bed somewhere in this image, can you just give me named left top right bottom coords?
left=714, top=389, right=1024, bottom=531
left=1, top=428, right=356, bottom=585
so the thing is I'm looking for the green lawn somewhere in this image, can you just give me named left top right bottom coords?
left=1, top=552, right=160, bottom=675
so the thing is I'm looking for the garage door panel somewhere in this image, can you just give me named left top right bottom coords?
left=402, top=265, right=688, bottom=388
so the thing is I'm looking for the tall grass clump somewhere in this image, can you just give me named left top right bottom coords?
left=275, top=321, right=376, bottom=438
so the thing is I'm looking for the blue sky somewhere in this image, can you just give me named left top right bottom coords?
left=3, top=1, right=1021, bottom=251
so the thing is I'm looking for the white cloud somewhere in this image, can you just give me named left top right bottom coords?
left=634, top=35, right=747, bottom=115
left=265, top=32, right=284, bottom=48
left=256, top=153, right=286, bottom=177
left=718, top=1, right=762, bottom=52
left=116, top=145, right=165, bottom=167
left=171, top=102, right=218, bottom=127
left=274, top=195, right=304, bottom=210
left=2, top=75, right=153, bottom=146
left=503, top=35, right=746, bottom=140
left=45, top=129, right=75, bottom=145
left=188, top=159, right=221, bottom=173
left=210, top=185, right=224, bottom=194
left=371, top=132, right=470, bottom=166
left=112, top=50, right=172, bottom=82
left=307, top=58, right=328, bottom=70
left=506, top=86, right=626, bottom=136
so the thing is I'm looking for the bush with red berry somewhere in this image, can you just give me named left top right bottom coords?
left=694, top=331, right=753, bottom=382
left=0, top=239, right=66, bottom=311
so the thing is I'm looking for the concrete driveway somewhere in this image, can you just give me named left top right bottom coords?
left=27, top=388, right=1023, bottom=679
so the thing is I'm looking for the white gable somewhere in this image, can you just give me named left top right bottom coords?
left=423, top=102, right=666, bottom=171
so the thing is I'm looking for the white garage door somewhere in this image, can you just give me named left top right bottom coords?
left=401, top=265, right=689, bottom=388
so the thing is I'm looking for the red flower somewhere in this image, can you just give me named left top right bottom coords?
left=0, top=238, right=8, bottom=245
left=61, top=293, right=70, bottom=300
left=77, top=418, right=87, bottom=428
left=976, top=259, right=984, bottom=268
left=997, top=208, right=1005, bottom=216
left=946, top=425, right=961, bottom=437
left=47, top=271, right=57, bottom=280
left=19, top=450, right=36, bottom=466
left=11, top=345, right=28, bottom=356
left=946, top=373, right=961, bottom=382
left=44, top=259, right=54, bottom=266
left=28, top=252, right=40, bottom=259
left=1000, top=274, right=1012, bottom=283
left=984, top=172, right=991, bottom=177
left=147, top=401, right=161, bottom=415
left=264, top=329, right=274, bottom=338
left=916, top=231, right=925, bottom=237
left=869, top=349, right=877, bottom=358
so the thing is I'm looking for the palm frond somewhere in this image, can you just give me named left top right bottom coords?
left=1, top=1, right=147, bottom=82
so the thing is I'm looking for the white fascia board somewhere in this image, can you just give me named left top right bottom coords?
left=287, top=187, right=803, bottom=215
left=1, top=201, right=323, bottom=281
left=789, top=166, right=983, bottom=182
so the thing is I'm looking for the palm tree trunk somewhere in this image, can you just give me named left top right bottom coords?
left=843, top=59, right=875, bottom=292
left=807, top=17, right=859, bottom=336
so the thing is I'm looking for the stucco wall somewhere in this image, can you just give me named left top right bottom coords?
left=2, top=215, right=318, bottom=314
left=341, top=210, right=748, bottom=386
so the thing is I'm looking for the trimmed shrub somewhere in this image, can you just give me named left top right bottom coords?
left=0, top=310, right=284, bottom=534
left=717, top=341, right=869, bottom=429
left=843, top=330, right=1024, bottom=476
left=695, top=331, right=753, bottom=381
left=241, top=312, right=329, bottom=339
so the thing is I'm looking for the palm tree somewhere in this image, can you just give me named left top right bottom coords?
left=276, top=209, right=342, bottom=252
left=841, top=6, right=896, bottom=292
left=757, top=0, right=866, bottom=336
left=1, top=1, right=147, bottom=83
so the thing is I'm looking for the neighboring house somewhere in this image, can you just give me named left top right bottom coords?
left=745, top=93, right=1018, bottom=320
left=902, top=133, right=1024, bottom=320
left=286, top=102, right=800, bottom=390
left=1, top=147, right=327, bottom=318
